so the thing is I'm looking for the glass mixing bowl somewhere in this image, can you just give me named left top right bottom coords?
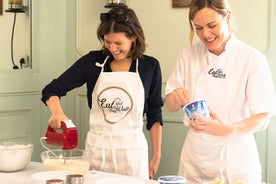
left=41, top=149, right=90, bottom=175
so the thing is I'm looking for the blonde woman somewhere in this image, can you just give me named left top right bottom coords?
left=165, top=0, right=276, bottom=183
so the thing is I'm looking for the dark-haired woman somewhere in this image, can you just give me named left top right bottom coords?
left=41, top=6, right=163, bottom=179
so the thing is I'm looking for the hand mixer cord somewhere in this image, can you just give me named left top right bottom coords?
left=40, top=137, right=58, bottom=157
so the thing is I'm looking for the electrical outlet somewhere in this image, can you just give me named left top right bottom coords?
left=25, top=55, right=30, bottom=67
left=20, top=56, right=30, bottom=68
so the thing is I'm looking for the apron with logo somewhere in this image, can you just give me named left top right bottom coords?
left=85, top=56, right=148, bottom=179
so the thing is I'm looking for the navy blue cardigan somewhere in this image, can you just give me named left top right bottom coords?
left=41, top=50, right=163, bottom=130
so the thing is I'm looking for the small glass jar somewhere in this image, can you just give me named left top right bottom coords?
left=66, top=174, right=84, bottom=184
left=45, top=179, right=64, bottom=184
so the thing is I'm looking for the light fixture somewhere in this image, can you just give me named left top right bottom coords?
left=104, top=0, right=127, bottom=9
left=5, top=0, right=25, bottom=13
left=5, top=0, right=26, bottom=69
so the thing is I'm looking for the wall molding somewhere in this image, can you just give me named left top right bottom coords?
left=0, top=109, right=32, bottom=141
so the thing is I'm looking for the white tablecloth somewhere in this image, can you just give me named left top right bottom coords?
left=0, top=162, right=44, bottom=184
left=0, top=162, right=159, bottom=184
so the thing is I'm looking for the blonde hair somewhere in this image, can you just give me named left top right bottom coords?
left=188, top=0, right=234, bottom=45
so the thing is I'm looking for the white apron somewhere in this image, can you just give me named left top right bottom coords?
left=179, top=53, right=262, bottom=184
left=179, top=131, right=261, bottom=184
left=85, top=56, right=149, bottom=179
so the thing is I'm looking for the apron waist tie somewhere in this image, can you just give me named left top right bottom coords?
left=91, top=128, right=143, bottom=174
left=101, top=134, right=118, bottom=173
left=220, top=144, right=231, bottom=184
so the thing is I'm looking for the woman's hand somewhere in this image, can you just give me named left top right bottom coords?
left=189, top=111, right=271, bottom=136
left=165, top=88, right=190, bottom=112
left=46, top=96, right=69, bottom=129
left=189, top=111, right=232, bottom=136
left=149, top=154, right=161, bottom=179
left=48, top=113, right=69, bottom=129
left=148, top=122, right=162, bottom=179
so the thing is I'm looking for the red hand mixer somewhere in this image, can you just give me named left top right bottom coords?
left=45, top=120, right=78, bottom=150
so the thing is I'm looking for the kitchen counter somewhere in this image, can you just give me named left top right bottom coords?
left=0, top=162, right=159, bottom=184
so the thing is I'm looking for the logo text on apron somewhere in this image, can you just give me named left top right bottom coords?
left=97, top=86, right=133, bottom=124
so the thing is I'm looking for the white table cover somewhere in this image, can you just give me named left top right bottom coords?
left=0, top=162, right=158, bottom=184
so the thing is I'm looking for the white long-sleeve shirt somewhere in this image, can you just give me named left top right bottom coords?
left=166, top=35, right=276, bottom=126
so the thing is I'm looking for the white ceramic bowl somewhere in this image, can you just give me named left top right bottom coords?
left=41, top=149, right=90, bottom=175
left=0, top=142, right=33, bottom=172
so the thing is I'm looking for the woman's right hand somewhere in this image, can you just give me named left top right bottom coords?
left=165, top=88, right=190, bottom=112
left=46, top=96, right=69, bottom=129
left=48, top=113, right=69, bottom=129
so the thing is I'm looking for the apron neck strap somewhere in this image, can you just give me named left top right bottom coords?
left=102, top=56, right=110, bottom=72
left=97, top=56, right=139, bottom=73
left=95, top=56, right=109, bottom=72
left=135, top=59, right=139, bottom=73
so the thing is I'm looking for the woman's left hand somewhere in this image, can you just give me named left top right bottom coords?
left=149, top=155, right=160, bottom=179
left=189, top=111, right=232, bottom=136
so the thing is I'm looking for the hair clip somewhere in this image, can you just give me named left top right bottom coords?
left=100, top=13, right=129, bottom=23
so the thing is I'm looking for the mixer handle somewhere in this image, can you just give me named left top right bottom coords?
left=45, top=120, right=78, bottom=150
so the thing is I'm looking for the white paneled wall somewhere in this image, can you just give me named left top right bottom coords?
left=76, top=0, right=270, bottom=81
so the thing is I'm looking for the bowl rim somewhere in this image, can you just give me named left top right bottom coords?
left=158, top=175, right=186, bottom=183
left=0, top=142, right=33, bottom=150
left=40, top=148, right=88, bottom=159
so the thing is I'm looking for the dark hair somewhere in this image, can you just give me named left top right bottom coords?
left=188, top=0, right=232, bottom=45
left=97, top=7, right=146, bottom=59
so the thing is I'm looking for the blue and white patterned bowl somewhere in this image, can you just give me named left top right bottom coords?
left=183, top=99, right=210, bottom=122
left=158, top=175, right=186, bottom=184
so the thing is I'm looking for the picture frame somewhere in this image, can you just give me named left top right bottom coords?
left=0, top=0, right=2, bottom=15
left=172, top=0, right=192, bottom=8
